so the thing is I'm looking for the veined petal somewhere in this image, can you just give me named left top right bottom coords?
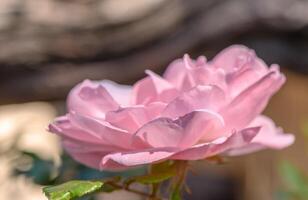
left=48, top=115, right=105, bottom=144
left=226, top=115, right=295, bottom=155
left=106, top=106, right=148, bottom=133
left=105, top=102, right=166, bottom=133
left=68, top=112, right=137, bottom=149
left=135, top=110, right=224, bottom=148
left=211, top=45, right=274, bottom=97
left=100, top=147, right=177, bottom=170
left=163, top=54, right=224, bottom=92
left=211, top=45, right=260, bottom=73
left=172, top=127, right=260, bottom=160
left=67, top=151, right=107, bottom=169
left=220, top=69, right=285, bottom=133
left=226, top=61, right=269, bottom=98
left=162, top=85, right=226, bottom=119
left=132, top=70, right=178, bottom=105
left=67, top=80, right=119, bottom=118
left=251, top=115, right=294, bottom=148
left=163, top=57, right=192, bottom=90
left=176, top=110, right=225, bottom=145
left=134, top=118, right=184, bottom=148
left=62, top=139, right=122, bottom=153
left=100, top=80, right=132, bottom=106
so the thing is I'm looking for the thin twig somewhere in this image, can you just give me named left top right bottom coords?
left=107, top=182, right=151, bottom=198
left=149, top=182, right=161, bottom=200
left=170, top=160, right=189, bottom=199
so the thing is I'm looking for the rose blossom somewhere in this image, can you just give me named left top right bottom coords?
left=49, top=45, right=294, bottom=170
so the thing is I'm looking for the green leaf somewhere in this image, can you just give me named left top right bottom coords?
left=43, top=180, right=103, bottom=200
left=15, top=151, right=56, bottom=185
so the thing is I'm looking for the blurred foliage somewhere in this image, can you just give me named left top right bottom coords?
left=57, top=153, right=146, bottom=182
left=278, top=161, right=308, bottom=200
left=301, top=120, right=308, bottom=140
left=13, top=151, right=146, bottom=185
left=11, top=149, right=147, bottom=199
left=14, top=151, right=57, bottom=185
left=277, top=121, right=308, bottom=200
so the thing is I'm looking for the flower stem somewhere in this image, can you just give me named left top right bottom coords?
left=149, top=182, right=161, bottom=200
left=107, top=182, right=151, bottom=198
left=147, top=163, right=162, bottom=200
left=170, top=160, right=189, bottom=199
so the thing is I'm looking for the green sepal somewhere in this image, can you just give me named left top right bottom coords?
left=125, top=161, right=176, bottom=185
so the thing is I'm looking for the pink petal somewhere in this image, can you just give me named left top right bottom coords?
left=62, top=138, right=122, bottom=153
left=50, top=117, right=126, bottom=170
left=163, top=54, right=224, bottom=91
left=100, top=80, right=132, bottom=106
left=105, top=102, right=166, bottom=133
left=251, top=115, right=295, bottom=148
left=132, top=70, right=178, bottom=105
left=192, top=67, right=227, bottom=91
left=226, top=115, right=295, bottom=155
left=48, top=116, right=105, bottom=144
left=99, top=158, right=130, bottom=171
left=145, top=102, right=168, bottom=118
left=163, top=56, right=193, bottom=90
left=135, top=110, right=224, bottom=148
left=211, top=45, right=258, bottom=73
left=177, top=110, right=225, bottom=145
left=68, top=112, right=138, bottom=149
left=219, top=69, right=285, bottom=133
left=105, top=106, right=149, bottom=133
left=67, top=151, right=106, bottom=169
left=135, top=118, right=184, bottom=148
left=100, top=148, right=177, bottom=170
left=67, top=80, right=119, bottom=118
left=172, top=127, right=260, bottom=160
left=226, top=62, right=269, bottom=98
left=162, top=85, right=226, bottom=119
left=211, top=45, right=274, bottom=97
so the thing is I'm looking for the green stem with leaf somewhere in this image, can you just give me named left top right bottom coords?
left=43, top=160, right=190, bottom=200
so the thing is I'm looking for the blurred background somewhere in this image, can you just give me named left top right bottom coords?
left=0, top=0, right=307, bottom=199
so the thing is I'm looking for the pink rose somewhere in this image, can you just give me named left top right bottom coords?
left=49, top=45, right=294, bottom=171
